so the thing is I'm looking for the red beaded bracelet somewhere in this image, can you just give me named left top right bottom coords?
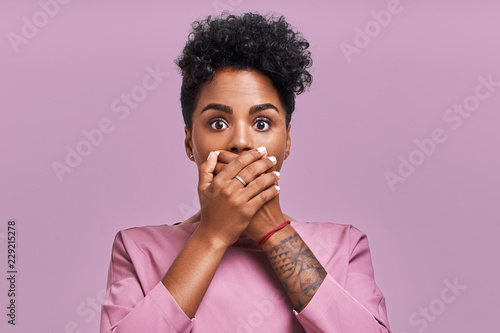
left=258, top=220, right=291, bottom=246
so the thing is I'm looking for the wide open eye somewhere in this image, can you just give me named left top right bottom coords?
left=210, top=118, right=228, bottom=130
left=253, top=118, right=271, bottom=131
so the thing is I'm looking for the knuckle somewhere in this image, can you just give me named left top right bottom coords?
left=253, top=177, right=264, bottom=188
left=241, top=206, right=254, bottom=219
left=250, top=150, right=260, bottom=157
left=212, top=177, right=223, bottom=188
left=245, top=164, right=256, bottom=175
left=221, top=186, right=232, bottom=197
left=259, top=191, right=270, bottom=202
left=233, top=158, right=244, bottom=168
left=235, top=193, right=246, bottom=204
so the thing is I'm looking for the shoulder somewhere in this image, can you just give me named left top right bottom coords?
left=112, top=223, right=196, bottom=253
left=291, top=221, right=352, bottom=231
left=118, top=223, right=171, bottom=240
left=292, top=221, right=366, bottom=241
left=291, top=221, right=369, bottom=261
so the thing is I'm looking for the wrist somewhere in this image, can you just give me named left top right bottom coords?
left=257, top=220, right=290, bottom=246
left=259, top=224, right=294, bottom=251
left=191, top=225, right=230, bottom=253
left=246, top=200, right=286, bottom=241
left=246, top=215, right=285, bottom=241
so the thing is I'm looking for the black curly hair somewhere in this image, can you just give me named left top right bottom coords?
left=175, top=12, right=313, bottom=132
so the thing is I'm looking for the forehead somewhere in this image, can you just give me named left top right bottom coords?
left=195, top=68, right=283, bottom=111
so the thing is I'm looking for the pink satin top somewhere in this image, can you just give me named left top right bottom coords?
left=100, top=221, right=391, bottom=332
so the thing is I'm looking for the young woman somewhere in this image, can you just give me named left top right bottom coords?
left=100, top=12, right=391, bottom=332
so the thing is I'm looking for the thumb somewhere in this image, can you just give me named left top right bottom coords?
left=198, top=151, right=219, bottom=190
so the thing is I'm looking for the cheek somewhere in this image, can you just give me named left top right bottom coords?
left=191, top=130, right=227, bottom=163
left=191, top=125, right=209, bottom=148
left=260, top=132, right=287, bottom=155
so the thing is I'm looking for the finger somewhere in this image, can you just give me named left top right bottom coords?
left=243, top=171, right=280, bottom=200
left=264, top=164, right=278, bottom=185
left=214, top=161, right=228, bottom=175
left=264, top=163, right=277, bottom=173
left=198, top=151, right=220, bottom=190
left=235, top=155, right=277, bottom=185
left=213, top=150, right=235, bottom=175
left=247, top=183, right=280, bottom=211
left=216, top=150, right=274, bottom=176
left=217, top=146, right=267, bottom=181
left=214, top=153, right=272, bottom=175
left=216, top=150, right=239, bottom=164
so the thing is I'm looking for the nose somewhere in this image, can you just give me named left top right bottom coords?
left=227, top=121, right=253, bottom=154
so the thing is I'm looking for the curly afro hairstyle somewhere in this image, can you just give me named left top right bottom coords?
left=175, top=12, right=313, bottom=132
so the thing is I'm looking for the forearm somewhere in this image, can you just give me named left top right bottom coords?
left=161, top=227, right=227, bottom=318
left=261, top=225, right=327, bottom=311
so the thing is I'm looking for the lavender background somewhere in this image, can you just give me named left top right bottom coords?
left=1, top=0, right=499, bottom=332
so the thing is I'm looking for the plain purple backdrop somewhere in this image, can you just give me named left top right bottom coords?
left=1, top=0, right=499, bottom=332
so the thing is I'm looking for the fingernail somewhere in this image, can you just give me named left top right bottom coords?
left=273, top=171, right=280, bottom=178
left=275, top=185, right=280, bottom=192
left=257, top=146, right=267, bottom=154
left=268, top=156, right=276, bottom=163
left=206, top=152, right=212, bottom=160
left=215, top=151, right=220, bottom=156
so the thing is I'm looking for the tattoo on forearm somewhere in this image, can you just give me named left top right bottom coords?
left=265, top=233, right=327, bottom=311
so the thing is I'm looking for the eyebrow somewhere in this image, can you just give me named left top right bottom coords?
left=200, top=103, right=279, bottom=115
